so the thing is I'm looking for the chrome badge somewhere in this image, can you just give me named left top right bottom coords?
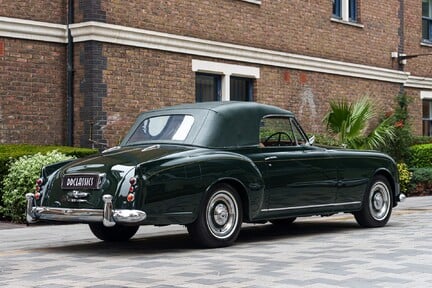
left=67, top=190, right=90, bottom=203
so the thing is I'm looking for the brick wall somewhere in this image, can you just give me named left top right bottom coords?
left=256, top=67, right=401, bottom=135
left=405, top=88, right=423, bottom=136
left=404, top=0, right=432, bottom=77
left=98, top=45, right=194, bottom=147
left=101, top=0, right=400, bottom=69
left=0, top=0, right=65, bottom=24
left=73, top=43, right=196, bottom=147
left=82, top=44, right=405, bottom=146
left=1, top=0, right=430, bottom=147
left=0, top=38, right=66, bottom=144
left=76, top=0, right=106, bottom=23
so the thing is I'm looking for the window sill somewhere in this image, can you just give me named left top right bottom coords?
left=331, top=18, right=364, bottom=28
left=237, top=0, right=261, bottom=5
left=421, top=41, right=432, bottom=48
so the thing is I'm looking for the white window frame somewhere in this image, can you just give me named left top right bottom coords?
left=192, top=60, right=260, bottom=101
left=237, top=0, right=261, bottom=5
left=421, top=91, right=432, bottom=100
left=341, top=0, right=350, bottom=22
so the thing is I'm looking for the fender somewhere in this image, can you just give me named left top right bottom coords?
left=137, top=149, right=265, bottom=224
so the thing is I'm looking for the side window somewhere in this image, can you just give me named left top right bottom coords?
left=291, top=118, right=309, bottom=145
left=259, top=117, right=308, bottom=147
left=259, top=117, right=295, bottom=147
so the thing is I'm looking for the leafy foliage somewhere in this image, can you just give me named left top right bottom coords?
left=323, top=97, right=395, bottom=150
left=379, top=93, right=413, bottom=163
left=314, top=134, right=341, bottom=147
left=408, top=143, right=432, bottom=168
left=0, top=151, right=74, bottom=222
left=410, top=136, right=432, bottom=146
left=0, top=144, right=96, bottom=160
left=409, top=167, right=432, bottom=196
left=397, top=163, right=412, bottom=194
left=411, top=167, right=432, bottom=183
left=0, top=145, right=97, bottom=209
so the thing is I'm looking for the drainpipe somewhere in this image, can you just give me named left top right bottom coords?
left=66, top=0, right=74, bottom=146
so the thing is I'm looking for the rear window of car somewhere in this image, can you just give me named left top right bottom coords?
left=126, top=114, right=195, bottom=144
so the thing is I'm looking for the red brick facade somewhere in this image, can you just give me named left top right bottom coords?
left=0, top=1, right=431, bottom=147
left=0, top=38, right=66, bottom=144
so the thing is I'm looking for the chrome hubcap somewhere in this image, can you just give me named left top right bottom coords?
left=206, top=190, right=239, bottom=239
left=369, top=181, right=390, bottom=221
left=373, top=193, right=384, bottom=210
left=214, top=203, right=229, bottom=226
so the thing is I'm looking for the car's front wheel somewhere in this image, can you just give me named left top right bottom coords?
left=89, top=223, right=139, bottom=242
left=354, top=175, right=393, bottom=228
left=187, top=183, right=242, bottom=248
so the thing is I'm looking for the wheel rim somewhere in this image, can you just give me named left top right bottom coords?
left=206, top=190, right=239, bottom=239
left=369, top=181, right=391, bottom=221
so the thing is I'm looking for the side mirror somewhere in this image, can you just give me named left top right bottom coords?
left=308, top=135, right=315, bottom=145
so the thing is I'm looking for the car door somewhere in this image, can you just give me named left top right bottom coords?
left=257, top=117, right=338, bottom=216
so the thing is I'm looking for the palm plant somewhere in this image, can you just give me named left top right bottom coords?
left=323, top=97, right=395, bottom=150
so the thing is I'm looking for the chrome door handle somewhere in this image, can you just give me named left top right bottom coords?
left=264, top=156, right=278, bottom=161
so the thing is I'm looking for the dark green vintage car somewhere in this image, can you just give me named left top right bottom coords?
left=26, top=102, right=403, bottom=247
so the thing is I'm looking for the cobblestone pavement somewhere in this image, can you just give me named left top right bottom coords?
left=1, top=197, right=432, bottom=288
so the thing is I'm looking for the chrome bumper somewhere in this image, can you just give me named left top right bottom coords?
left=25, top=194, right=147, bottom=227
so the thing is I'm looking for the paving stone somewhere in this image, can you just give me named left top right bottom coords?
left=1, top=197, right=432, bottom=287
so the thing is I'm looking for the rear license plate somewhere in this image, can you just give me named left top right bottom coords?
left=61, top=174, right=103, bottom=190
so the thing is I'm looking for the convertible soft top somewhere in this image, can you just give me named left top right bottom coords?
left=122, top=101, right=295, bottom=148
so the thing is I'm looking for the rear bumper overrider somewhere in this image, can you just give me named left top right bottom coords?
left=25, top=194, right=147, bottom=227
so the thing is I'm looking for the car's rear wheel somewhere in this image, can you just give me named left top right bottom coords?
left=270, top=217, right=296, bottom=226
left=354, top=175, right=393, bottom=228
left=89, top=223, right=139, bottom=242
left=187, top=183, right=242, bottom=248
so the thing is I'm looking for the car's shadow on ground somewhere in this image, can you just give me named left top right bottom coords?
left=238, top=220, right=359, bottom=244
left=34, top=219, right=361, bottom=255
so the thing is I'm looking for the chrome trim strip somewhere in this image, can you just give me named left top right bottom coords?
left=32, top=207, right=104, bottom=222
left=113, top=210, right=147, bottom=223
left=261, top=201, right=361, bottom=212
left=164, top=212, right=193, bottom=215
left=25, top=193, right=147, bottom=225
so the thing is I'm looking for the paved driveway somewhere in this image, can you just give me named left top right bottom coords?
left=1, top=197, right=431, bottom=288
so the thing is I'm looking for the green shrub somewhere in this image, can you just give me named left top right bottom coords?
left=379, top=93, right=413, bottom=163
left=411, top=167, right=432, bottom=183
left=408, top=143, right=432, bottom=168
left=0, top=144, right=97, bottom=159
left=0, top=145, right=97, bottom=208
left=408, top=167, right=432, bottom=196
left=314, top=134, right=341, bottom=147
left=0, top=151, right=75, bottom=222
left=411, top=136, right=432, bottom=146
left=397, top=163, right=412, bottom=194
